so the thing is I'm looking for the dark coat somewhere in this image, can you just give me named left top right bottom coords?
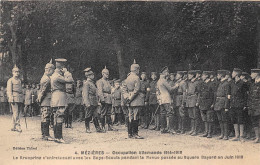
left=197, top=79, right=214, bottom=110
left=214, top=79, right=231, bottom=111
left=248, top=82, right=260, bottom=116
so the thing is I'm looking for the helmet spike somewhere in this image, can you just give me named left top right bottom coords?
left=133, top=59, right=136, bottom=64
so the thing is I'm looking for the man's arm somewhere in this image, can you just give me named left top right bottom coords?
left=96, top=80, right=105, bottom=103
left=129, top=78, right=141, bottom=103
left=6, top=79, right=13, bottom=103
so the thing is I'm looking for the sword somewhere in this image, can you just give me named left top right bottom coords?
left=148, top=105, right=160, bottom=127
left=24, top=115, right=28, bottom=129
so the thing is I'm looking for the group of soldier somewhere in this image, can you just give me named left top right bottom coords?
left=4, top=58, right=260, bottom=144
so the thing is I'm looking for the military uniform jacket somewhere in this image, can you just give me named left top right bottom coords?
left=197, top=79, right=214, bottom=110
left=156, top=76, right=177, bottom=105
left=140, top=79, right=149, bottom=105
left=230, top=80, right=247, bottom=108
left=38, top=74, right=52, bottom=107
left=214, top=79, right=231, bottom=111
left=148, top=80, right=158, bottom=105
left=247, top=81, right=260, bottom=116
left=75, top=86, right=82, bottom=105
left=31, top=88, right=37, bottom=104
left=50, top=69, right=73, bottom=107
left=185, top=78, right=200, bottom=108
left=122, top=72, right=142, bottom=106
left=6, top=77, right=24, bottom=103
left=175, top=79, right=187, bottom=107
left=82, top=79, right=98, bottom=107
left=24, top=89, right=33, bottom=105
left=96, top=78, right=112, bottom=104
left=112, top=87, right=122, bottom=107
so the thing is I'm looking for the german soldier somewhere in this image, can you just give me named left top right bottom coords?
left=140, top=72, right=150, bottom=129
left=214, top=70, right=231, bottom=140
left=148, top=72, right=160, bottom=131
left=82, top=68, right=103, bottom=133
left=7, top=65, right=24, bottom=132
left=156, top=66, right=179, bottom=134
left=186, top=70, right=200, bottom=136
left=122, top=60, right=144, bottom=139
left=197, top=71, right=215, bottom=138
left=50, top=58, right=73, bottom=143
left=247, top=69, right=260, bottom=143
left=96, top=66, right=116, bottom=131
left=111, top=79, right=123, bottom=125
left=75, top=80, right=84, bottom=122
left=37, top=59, right=55, bottom=141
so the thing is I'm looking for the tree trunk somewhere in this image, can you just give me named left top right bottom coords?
left=114, top=38, right=126, bottom=80
left=257, top=4, right=260, bottom=68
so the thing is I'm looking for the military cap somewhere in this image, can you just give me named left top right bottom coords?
left=151, top=72, right=157, bottom=76
left=188, top=70, right=197, bottom=75
left=202, top=71, right=212, bottom=76
left=209, top=71, right=215, bottom=76
left=45, top=59, right=55, bottom=69
left=217, top=70, right=229, bottom=75
left=84, top=67, right=92, bottom=72
left=194, top=70, right=202, bottom=74
left=251, top=69, right=260, bottom=74
left=55, top=58, right=67, bottom=63
left=233, top=68, right=242, bottom=75
left=241, top=72, right=249, bottom=76
left=169, top=73, right=175, bottom=75
left=182, top=71, right=188, bottom=75
left=130, top=59, right=140, bottom=71
left=226, top=70, right=231, bottom=76
left=141, top=72, right=146, bottom=75
left=84, top=67, right=94, bottom=76
left=12, top=64, right=19, bottom=72
left=160, top=66, right=169, bottom=73
left=114, top=79, right=121, bottom=83
left=176, top=71, right=184, bottom=76
left=102, top=66, right=109, bottom=74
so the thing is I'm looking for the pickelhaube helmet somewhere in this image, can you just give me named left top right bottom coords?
left=102, top=65, right=109, bottom=74
left=45, top=59, right=55, bottom=69
left=12, top=64, right=19, bottom=72
left=130, top=59, right=140, bottom=72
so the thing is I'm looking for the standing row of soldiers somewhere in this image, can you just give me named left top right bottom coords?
left=6, top=59, right=260, bottom=143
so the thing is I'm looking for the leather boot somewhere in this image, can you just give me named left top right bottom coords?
left=200, top=122, right=208, bottom=137
left=85, top=118, right=91, bottom=133
left=160, top=115, right=168, bottom=133
left=133, top=120, right=144, bottom=139
left=218, top=122, right=224, bottom=139
left=68, top=115, right=72, bottom=128
left=231, top=124, right=239, bottom=141
left=253, top=127, right=260, bottom=143
left=189, top=119, right=194, bottom=135
left=207, top=122, right=212, bottom=138
left=100, top=117, right=106, bottom=131
left=223, top=122, right=229, bottom=140
left=191, top=119, right=198, bottom=136
left=128, top=120, right=133, bottom=138
left=41, top=122, right=45, bottom=137
left=240, top=125, right=245, bottom=142
left=168, top=116, right=175, bottom=134
left=180, top=118, right=185, bottom=134
left=155, top=114, right=160, bottom=131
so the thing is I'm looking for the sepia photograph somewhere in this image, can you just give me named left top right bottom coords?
left=0, top=0, right=259, bottom=165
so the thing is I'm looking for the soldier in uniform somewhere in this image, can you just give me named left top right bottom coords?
left=121, top=78, right=129, bottom=127
left=24, top=84, right=33, bottom=117
left=140, top=72, right=149, bottom=129
left=0, top=86, right=5, bottom=115
left=214, top=70, right=231, bottom=140
left=7, top=65, right=24, bottom=132
left=96, top=66, right=116, bottom=131
left=37, top=59, right=55, bottom=141
left=64, top=71, right=75, bottom=128
left=186, top=70, right=200, bottom=136
left=122, top=60, right=144, bottom=139
left=175, top=71, right=188, bottom=134
left=50, top=58, right=73, bottom=143
left=112, top=79, right=123, bottom=125
left=156, top=66, right=179, bottom=134
left=75, top=80, right=83, bottom=121
left=197, top=71, right=215, bottom=138
left=247, top=69, right=260, bottom=143
left=148, top=72, right=160, bottom=131
left=82, top=68, right=103, bottom=133
left=31, top=83, right=38, bottom=116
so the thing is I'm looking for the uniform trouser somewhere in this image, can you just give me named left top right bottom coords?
left=128, top=106, right=141, bottom=136
left=122, top=106, right=129, bottom=126
left=140, top=106, right=150, bottom=127
left=53, top=107, right=65, bottom=139
left=84, top=105, right=100, bottom=130
left=0, top=103, right=4, bottom=115
left=100, top=103, right=112, bottom=127
left=65, top=103, right=75, bottom=126
left=24, top=104, right=32, bottom=116
left=10, top=103, right=23, bottom=129
left=188, top=107, right=200, bottom=132
left=114, top=106, right=123, bottom=124
left=40, top=106, right=52, bottom=137
left=32, top=102, right=38, bottom=116
left=200, top=109, right=214, bottom=133
left=216, top=109, right=229, bottom=137
left=160, top=103, right=174, bottom=130
left=173, top=106, right=179, bottom=131
left=229, top=107, right=246, bottom=125
left=149, top=104, right=159, bottom=127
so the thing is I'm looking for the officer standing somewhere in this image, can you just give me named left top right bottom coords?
left=96, top=66, right=116, bottom=131
left=156, top=66, right=179, bottom=134
left=65, top=71, right=75, bottom=128
left=112, top=79, right=123, bottom=125
left=75, top=80, right=84, bottom=122
left=186, top=70, right=200, bottom=136
left=247, top=69, right=260, bottom=143
left=140, top=72, right=150, bottom=129
left=148, top=72, right=160, bottom=131
left=7, top=65, right=24, bottom=132
left=50, top=58, right=73, bottom=143
left=122, top=60, right=144, bottom=139
left=214, top=70, right=231, bottom=140
left=197, top=71, right=215, bottom=138
left=175, top=71, right=188, bottom=134
left=37, top=59, right=55, bottom=141
left=82, top=68, right=103, bottom=133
